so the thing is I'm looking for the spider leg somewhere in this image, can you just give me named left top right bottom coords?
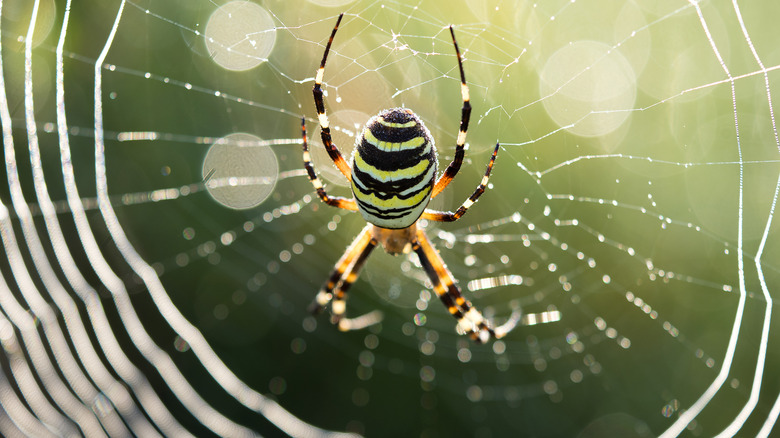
left=330, top=240, right=383, bottom=332
left=431, top=25, right=470, bottom=199
left=412, top=227, right=519, bottom=343
left=312, top=13, right=352, bottom=181
left=422, top=142, right=499, bottom=222
left=309, top=224, right=383, bottom=331
left=301, top=118, right=357, bottom=210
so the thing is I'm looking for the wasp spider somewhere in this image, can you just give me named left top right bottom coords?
left=302, top=14, right=520, bottom=343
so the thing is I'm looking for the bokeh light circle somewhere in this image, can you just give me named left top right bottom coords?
left=307, top=0, right=357, bottom=7
left=202, top=133, right=279, bottom=210
left=204, top=1, right=276, bottom=71
left=539, top=41, right=637, bottom=138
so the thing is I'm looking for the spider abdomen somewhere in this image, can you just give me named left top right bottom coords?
left=351, top=108, right=437, bottom=229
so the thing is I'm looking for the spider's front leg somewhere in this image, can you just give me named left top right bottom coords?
left=423, top=142, right=499, bottom=223
left=311, top=13, right=352, bottom=181
left=430, top=24, right=472, bottom=199
left=309, top=224, right=383, bottom=331
left=412, top=228, right=520, bottom=343
left=301, top=118, right=357, bottom=211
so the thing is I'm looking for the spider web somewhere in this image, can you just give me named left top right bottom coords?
left=0, top=0, right=778, bottom=436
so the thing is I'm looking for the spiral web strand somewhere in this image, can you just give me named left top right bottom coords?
left=0, top=0, right=779, bottom=437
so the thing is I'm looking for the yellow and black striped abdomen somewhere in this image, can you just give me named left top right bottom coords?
left=351, top=108, right=437, bottom=229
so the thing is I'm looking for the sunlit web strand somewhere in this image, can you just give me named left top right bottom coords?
left=533, top=176, right=750, bottom=264
left=92, top=2, right=357, bottom=437
left=482, top=1, right=698, bottom=122
left=9, top=116, right=310, bottom=152
left=566, top=301, right=633, bottom=352
left=21, top=169, right=308, bottom=218
left=117, top=134, right=305, bottom=147
left=724, top=0, right=780, bottom=435
left=484, top=58, right=780, bottom=125
left=0, top=354, right=59, bottom=438
left=621, top=289, right=722, bottom=372
left=90, top=2, right=265, bottom=437
left=122, top=0, right=311, bottom=85
left=527, top=154, right=779, bottom=178
left=1, top=0, right=143, bottom=435
left=45, top=0, right=201, bottom=435
left=730, top=0, right=780, bottom=156
left=123, top=131, right=305, bottom=152
left=747, top=173, right=780, bottom=438
left=52, top=45, right=295, bottom=115
left=23, top=0, right=166, bottom=432
left=758, top=180, right=780, bottom=438
left=448, top=207, right=739, bottom=301
left=0, top=304, right=71, bottom=437
left=0, top=208, right=110, bottom=436
left=540, top=188, right=770, bottom=293
left=555, top=193, right=751, bottom=298
left=54, top=1, right=193, bottom=434
left=544, top=193, right=738, bottom=251
left=152, top=193, right=315, bottom=276
left=435, top=204, right=745, bottom=371
left=444, top=212, right=592, bottom=261
left=0, top=236, right=78, bottom=435
left=5, top=2, right=773, bottom=436
left=546, top=193, right=696, bottom=228
left=661, top=1, right=748, bottom=436
left=123, top=0, right=373, bottom=89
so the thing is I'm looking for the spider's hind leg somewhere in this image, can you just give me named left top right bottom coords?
left=412, top=227, right=519, bottom=343
left=309, top=224, right=383, bottom=331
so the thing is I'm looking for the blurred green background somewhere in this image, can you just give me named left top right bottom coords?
left=1, top=0, right=779, bottom=436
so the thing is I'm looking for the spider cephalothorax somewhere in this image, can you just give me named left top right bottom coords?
left=301, top=13, right=519, bottom=343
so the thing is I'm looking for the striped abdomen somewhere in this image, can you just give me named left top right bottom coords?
left=351, top=108, right=437, bottom=229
